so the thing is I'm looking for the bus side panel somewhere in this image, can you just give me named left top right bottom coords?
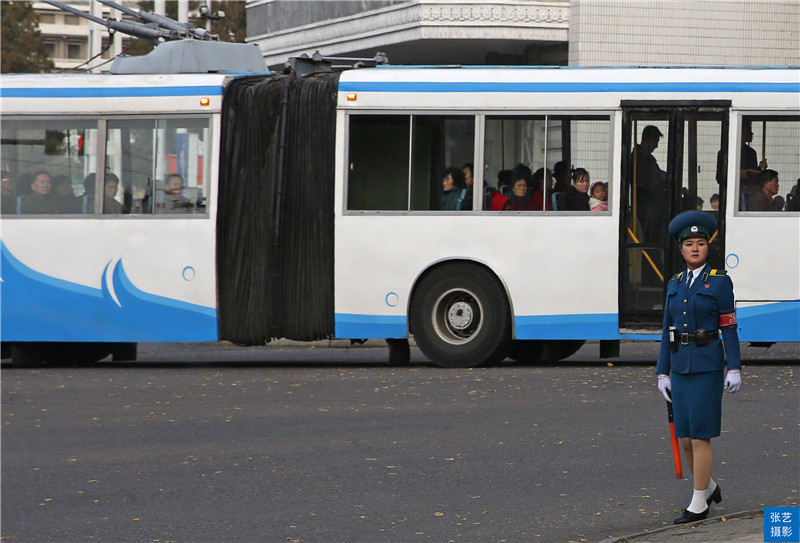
left=0, top=220, right=218, bottom=343
left=726, top=214, right=800, bottom=342
left=333, top=215, right=620, bottom=340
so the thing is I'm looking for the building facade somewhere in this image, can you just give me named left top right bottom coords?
left=33, top=1, right=132, bottom=71
left=246, top=0, right=799, bottom=69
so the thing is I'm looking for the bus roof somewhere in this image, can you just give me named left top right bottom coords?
left=0, top=72, right=236, bottom=115
left=337, top=66, right=800, bottom=110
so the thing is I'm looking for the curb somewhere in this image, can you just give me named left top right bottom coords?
left=598, top=509, right=763, bottom=543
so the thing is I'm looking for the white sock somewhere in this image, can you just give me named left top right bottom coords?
left=706, top=477, right=717, bottom=499
left=687, top=488, right=708, bottom=513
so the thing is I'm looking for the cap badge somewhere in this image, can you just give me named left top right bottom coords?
left=690, top=225, right=698, bottom=232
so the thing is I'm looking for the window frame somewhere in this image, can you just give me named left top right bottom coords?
left=732, top=112, right=800, bottom=216
left=0, top=114, right=213, bottom=219
left=343, top=109, right=616, bottom=215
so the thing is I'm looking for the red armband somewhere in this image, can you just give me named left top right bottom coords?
left=719, top=311, right=737, bottom=328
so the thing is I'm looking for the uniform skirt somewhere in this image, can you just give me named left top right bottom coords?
left=671, top=370, right=724, bottom=439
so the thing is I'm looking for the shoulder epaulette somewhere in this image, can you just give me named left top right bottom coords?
left=671, top=271, right=684, bottom=281
left=709, top=269, right=727, bottom=276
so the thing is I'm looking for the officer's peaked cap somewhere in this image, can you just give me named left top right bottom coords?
left=669, top=210, right=717, bottom=242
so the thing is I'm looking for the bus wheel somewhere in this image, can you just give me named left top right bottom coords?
left=386, top=338, right=411, bottom=366
left=410, top=263, right=510, bottom=368
left=42, top=343, right=113, bottom=365
left=10, top=343, right=46, bottom=367
left=541, top=340, right=585, bottom=362
left=508, top=340, right=545, bottom=363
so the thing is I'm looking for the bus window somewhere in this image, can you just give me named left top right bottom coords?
left=551, top=116, right=611, bottom=212
left=484, top=116, right=545, bottom=211
left=484, top=115, right=611, bottom=212
left=1, top=118, right=97, bottom=216
left=410, top=115, right=474, bottom=211
left=106, top=118, right=209, bottom=215
left=736, top=116, right=800, bottom=212
left=347, top=115, right=410, bottom=211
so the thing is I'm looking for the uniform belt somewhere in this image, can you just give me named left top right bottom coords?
left=679, top=329, right=720, bottom=346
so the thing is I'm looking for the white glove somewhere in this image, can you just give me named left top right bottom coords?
left=657, top=374, right=672, bottom=402
left=725, top=369, right=741, bottom=393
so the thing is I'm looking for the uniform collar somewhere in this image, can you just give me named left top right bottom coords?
left=686, top=264, right=709, bottom=286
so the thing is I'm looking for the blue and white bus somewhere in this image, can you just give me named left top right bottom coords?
left=2, top=64, right=798, bottom=367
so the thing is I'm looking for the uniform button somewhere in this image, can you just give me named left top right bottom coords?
left=683, top=299, right=688, bottom=303
left=683, top=312, right=687, bottom=316
left=683, top=324, right=688, bottom=328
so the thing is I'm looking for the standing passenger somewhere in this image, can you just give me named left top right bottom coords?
left=633, top=125, right=668, bottom=241
left=656, top=210, right=741, bottom=525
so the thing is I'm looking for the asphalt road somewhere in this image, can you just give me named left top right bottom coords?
left=2, top=341, right=798, bottom=543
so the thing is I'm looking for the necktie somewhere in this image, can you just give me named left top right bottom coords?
left=687, top=272, right=694, bottom=288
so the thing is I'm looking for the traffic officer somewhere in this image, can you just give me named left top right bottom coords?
left=655, top=210, right=742, bottom=524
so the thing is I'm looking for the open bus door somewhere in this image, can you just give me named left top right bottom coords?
left=619, top=102, right=730, bottom=331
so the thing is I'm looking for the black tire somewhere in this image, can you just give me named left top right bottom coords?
left=386, top=338, right=411, bottom=366
left=508, top=340, right=544, bottom=363
left=410, top=263, right=510, bottom=368
left=10, top=343, right=46, bottom=367
left=540, top=340, right=585, bottom=362
left=111, top=342, right=138, bottom=362
left=41, top=342, right=113, bottom=366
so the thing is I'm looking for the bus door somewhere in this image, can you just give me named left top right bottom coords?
left=619, top=102, right=730, bottom=330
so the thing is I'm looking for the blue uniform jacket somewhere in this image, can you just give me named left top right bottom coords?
left=656, top=263, right=741, bottom=375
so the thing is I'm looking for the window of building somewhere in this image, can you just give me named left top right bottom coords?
left=67, top=43, right=83, bottom=60
left=736, top=116, right=800, bottom=212
left=64, top=14, right=80, bottom=25
left=39, top=13, right=56, bottom=24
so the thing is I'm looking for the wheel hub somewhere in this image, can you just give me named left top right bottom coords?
left=447, top=302, right=473, bottom=330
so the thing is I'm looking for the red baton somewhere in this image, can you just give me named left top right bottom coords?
left=666, top=394, right=683, bottom=479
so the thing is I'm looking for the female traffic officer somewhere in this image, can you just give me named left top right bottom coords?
left=655, top=210, right=742, bottom=524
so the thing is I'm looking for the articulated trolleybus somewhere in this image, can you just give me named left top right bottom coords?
left=1, top=61, right=798, bottom=367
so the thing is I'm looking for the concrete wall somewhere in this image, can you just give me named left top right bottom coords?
left=569, top=0, right=800, bottom=66
left=247, top=0, right=401, bottom=36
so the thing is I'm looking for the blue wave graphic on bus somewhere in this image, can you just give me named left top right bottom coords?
left=0, top=243, right=218, bottom=342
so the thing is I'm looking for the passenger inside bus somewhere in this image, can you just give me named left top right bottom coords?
left=458, top=163, right=474, bottom=210
left=786, top=179, right=800, bottom=211
left=552, top=160, right=571, bottom=210
left=103, top=174, right=124, bottom=214
left=52, top=175, right=81, bottom=214
left=440, top=167, right=465, bottom=211
left=1, top=170, right=16, bottom=215
left=747, top=169, right=782, bottom=212
left=529, top=167, right=553, bottom=211
left=589, top=181, right=608, bottom=212
left=632, top=125, right=668, bottom=242
left=565, top=167, right=591, bottom=211
left=20, top=170, right=58, bottom=215
left=157, top=174, right=194, bottom=214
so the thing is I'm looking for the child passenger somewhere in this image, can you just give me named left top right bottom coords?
left=589, top=181, right=608, bottom=211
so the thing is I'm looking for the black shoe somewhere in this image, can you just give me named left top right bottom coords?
left=706, top=485, right=722, bottom=506
left=673, top=508, right=709, bottom=524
